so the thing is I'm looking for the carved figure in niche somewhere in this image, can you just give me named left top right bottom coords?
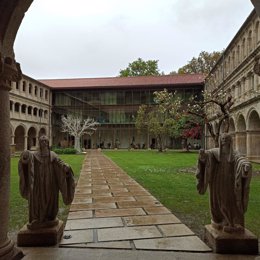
left=196, top=133, right=252, bottom=233
left=18, top=135, right=75, bottom=230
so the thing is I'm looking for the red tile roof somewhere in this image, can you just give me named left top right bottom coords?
left=39, top=74, right=205, bottom=90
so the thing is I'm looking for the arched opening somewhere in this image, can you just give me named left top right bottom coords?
left=27, top=127, right=37, bottom=150
left=236, top=114, right=247, bottom=155
left=14, top=125, right=25, bottom=152
left=247, top=110, right=260, bottom=161
left=39, top=127, right=46, bottom=138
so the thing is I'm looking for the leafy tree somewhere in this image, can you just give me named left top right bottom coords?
left=119, top=58, right=160, bottom=77
left=176, top=50, right=223, bottom=75
left=136, top=89, right=182, bottom=151
left=152, top=89, right=203, bottom=151
left=61, top=114, right=99, bottom=152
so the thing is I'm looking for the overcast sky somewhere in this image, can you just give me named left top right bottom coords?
left=14, top=0, right=254, bottom=79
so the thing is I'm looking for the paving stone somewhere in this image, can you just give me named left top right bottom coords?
left=95, top=208, right=146, bottom=218
left=98, top=226, right=162, bottom=242
left=60, top=230, right=94, bottom=245
left=134, top=196, right=158, bottom=202
left=124, top=214, right=181, bottom=226
left=158, top=224, right=194, bottom=236
left=77, top=193, right=113, bottom=198
left=92, top=190, right=114, bottom=194
left=76, top=184, right=91, bottom=187
left=85, top=241, right=132, bottom=249
left=108, top=186, right=129, bottom=191
left=134, top=236, right=212, bottom=252
left=112, top=192, right=134, bottom=197
left=67, top=211, right=93, bottom=220
left=65, top=217, right=124, bottom=230
left=94, top=196, right=135, bottom=203
left=72, top=198, right=92, bottom=204
left=92, top=185, right=110, bottom=190
left=117, top=201, right=162, bottom=208
left=144, top=207, right=171, bottom=215
left=70, top=202, right=117, bottom=211
left=75, top=188, right=91, bottom=194
left=91, top=180, right=107, bottom=185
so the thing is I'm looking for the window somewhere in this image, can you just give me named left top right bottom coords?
left=16, top=82, right=19, bottom=90
left=15, top=103, right=20, bottom=112
left=22, top=81, right=26, bottom=92
left=28, top=106, right=32, bottom=115
left=33, top=107, right=38, bottom=116
left=40, top=88, right=43, bottom=98
left=35, top=86, right=38, bottom=96
left=21, top=104, right=26, bottom=114
left=29, top=84, right=32, bottom=94
left=39, top=109, right=43, bottom=117
left=248, top=31, right=252, bottom=52
left=45, top=90, right=48, bottom=100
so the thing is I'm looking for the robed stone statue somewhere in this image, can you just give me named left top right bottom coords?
left=196, top=133, right=252, bottom=233
left=18, top=135, right=75, bottom=230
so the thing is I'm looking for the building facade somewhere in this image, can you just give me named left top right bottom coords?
left=40, top=75, right=204, bottom=150
left=10, top=74, right=52, bottom=152
left=205, top=9, right=260, bottom=161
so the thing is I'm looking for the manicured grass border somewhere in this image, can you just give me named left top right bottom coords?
left=104, top=150, right=260, bottom=238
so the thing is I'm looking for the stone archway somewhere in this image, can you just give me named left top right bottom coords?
left=236, top=114, right=247, bottom=155
left=14, top=125, right=25, bottom=152
left=27, top=126, right=37, bottom=150
left=247, top=110, right=260, bottom=161
left=39, top=127, right=46, bottom=137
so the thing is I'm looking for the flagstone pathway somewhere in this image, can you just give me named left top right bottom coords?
left=60, top=150, right=211, bottom=252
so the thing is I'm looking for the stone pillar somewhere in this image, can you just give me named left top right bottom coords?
left=24, top=135, right=28, bottom=150
left=235, top=131, right=247, bottom=156
left=0, top=80, right=13, bottom=259
left=247, top=130, right=260, bottom=161
left=0, top=57, right=23, bottom=259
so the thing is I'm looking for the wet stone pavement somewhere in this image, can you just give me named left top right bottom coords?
left=59, top=150, right=211, bottom=252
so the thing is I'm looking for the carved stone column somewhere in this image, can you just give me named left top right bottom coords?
left=0, top=56, right=23, bottom=259
left=24, top=135, right=28, bottom=150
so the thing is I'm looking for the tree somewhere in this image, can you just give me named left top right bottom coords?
left=136, top=89, right=182, bottom=152
left=187, top=90, right=233, bottom=148
left=136, top=105, right=167, bottom=152
left=61, top=114, right=99, bottom=152
left=119, top=58, right=160, bottom=77
left=176, top=51, right=223, bottom=75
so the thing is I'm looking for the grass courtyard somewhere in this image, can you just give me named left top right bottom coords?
left=103, top=150, right=260, bottom=238
left=9, top=154, right=85, bottom=232
left=8, top=150, right=260, bottom=239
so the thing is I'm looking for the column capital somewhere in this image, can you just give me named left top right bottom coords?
left=0, top=52, right=22, bottom=91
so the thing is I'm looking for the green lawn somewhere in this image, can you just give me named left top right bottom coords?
left=104, top=150, right=260, bottom=238
left=9, top=154, right=85, bottom=232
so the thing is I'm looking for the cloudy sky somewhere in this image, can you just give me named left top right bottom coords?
left=14, top=0, right=254, bottom=79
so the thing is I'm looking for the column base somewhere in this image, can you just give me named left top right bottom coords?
left=0, top=239, right=24, bottom=260
left=17, top=220, right=64, bottom=247
left=204, top=224, right=259, bottom=254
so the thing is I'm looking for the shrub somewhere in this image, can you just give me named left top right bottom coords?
left=52, top=148, right=77, bottom=154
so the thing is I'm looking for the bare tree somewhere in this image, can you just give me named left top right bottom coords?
left=187, top=90, right=233, bottom=148
left=61, top=114, right=99, bottom=152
